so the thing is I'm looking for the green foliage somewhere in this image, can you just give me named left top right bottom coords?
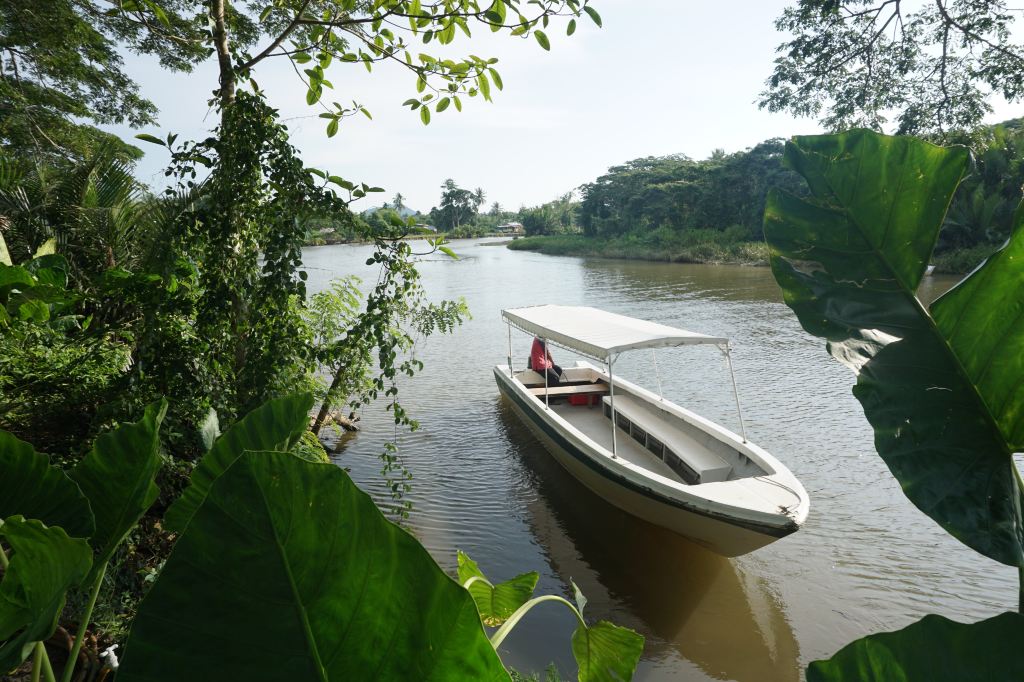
left=290, top=277, right=367, bottom=412
left=806, top=613, right=1024, bottom=681
left=764, top=128, right=1024, bottom=678
left=934, top=120, right=1024, bottom=252
left=765, top=130, right=1024, bottom=565
left=164, top=393, right=314, bottom=534
left=0, top=149, right=156, bottom=280
left=458, top=550, right=539, bottom=627
left=291, top=429, right=331, bottom=464
left=158, top=93, right=322, bottom=419
left=1, top=393, right=644, bottom=681
left=0, top=517, right=92, bottom=672
left=120, top=450, right=511, bottom=681
left=510, top=664, right=567, bottom=682
left=508, top=230, right=769, bottom=265
left=0, top=326, right=131, bottom=455
left=69, top=399, right=167, bottom=582
left=761, top=0, right=1024, bottom=135
left=431, top=178, right=482, bottom=231
left=469, top=556, right=644, bottom=682
left=571, top=621, right=645, bottom=682
left=930, top=243, right=998, bottom=274
left=0, top=432, right=93, bottom=538
left=0, top=225, right=133, bottom=453
left=0, top=403, right=169, bottom=677
left=578, top=140, right=805, bottom=240
left=0, top=0, right=201, bottom=161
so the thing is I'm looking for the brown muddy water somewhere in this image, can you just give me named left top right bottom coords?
left=302, top=237, right=1016, bottom=681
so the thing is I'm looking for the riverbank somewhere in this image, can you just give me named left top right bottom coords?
left=506, top=232, right=770, bottom=266
left=306, top=231, right=517, bottom=246
left=507, top=233, right=998, bottom=274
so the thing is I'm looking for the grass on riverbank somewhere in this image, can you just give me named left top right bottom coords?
left=507, top=229, right=769, bottom=266
left=509, top=230, right=1001, bottom=274
left=930, top=243, right=999, bottom=274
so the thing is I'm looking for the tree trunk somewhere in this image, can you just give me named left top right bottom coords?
left=311, top=364, right=347, bottom=436
left=210, top=0, right=235, bottom=108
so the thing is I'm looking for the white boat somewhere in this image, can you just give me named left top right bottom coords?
left=494, top=305, right=809, bottom=557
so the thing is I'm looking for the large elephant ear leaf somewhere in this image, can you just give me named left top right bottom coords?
left=0, top=431, right=93, bottom=538
left=807, top=612, right=1024, bottom=681
left=457, top=550, right=539, bottom=626
left=70, top=399, right=166, bottom=582
left=163, top=392, right=314, bottom=533
left=931, top=205, right=1024, bottom=451
left=571, top=620, right=644, bottom=682
left=119, top=451, right=510, bottom=681
left=0, top=516, right=92, bottom=673
left=764, top=130, right=1024, bottom=566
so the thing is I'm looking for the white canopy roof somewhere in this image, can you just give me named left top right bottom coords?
left=502, top=305, right=728, bottom=360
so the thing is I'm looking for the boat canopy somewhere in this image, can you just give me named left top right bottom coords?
left=502, top=305, right=728, bottom=360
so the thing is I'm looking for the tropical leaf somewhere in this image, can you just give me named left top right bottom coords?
left=163, top=393, right=314, bottom=533
left=0, top=232, right=10, bottom=266
left=764, top=130, right=1024, bottom=566
left=119, top=451, right=510, bottom=681
left=0, top=431, right=94, bottom=538
left=32, top=238, right=56, bottom=258
left=0, top=265, right=34, bottom=302
left=571, top=620, right=644, bottom=682
left=806, top=612, right=1024, bottom=681
left=24, top=254, right=68, bottom=288
left=69, top=399, right=166, bottom=581
left=0, top=517, right=92, bottom=673
left=457, top=550, right=538, bottom=626
left=198, top=407, right=220, bottom=453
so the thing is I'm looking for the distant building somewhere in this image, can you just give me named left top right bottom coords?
left=415, top=223, right=438, bottom=232
left=497, top=221, right=524, bottom=235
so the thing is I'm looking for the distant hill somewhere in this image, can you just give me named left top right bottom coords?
left=361, top=205, right=419, bottom=219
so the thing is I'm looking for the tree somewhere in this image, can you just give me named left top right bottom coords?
left=473, top=186, right=487, bottom=210
left=119, top=0, right=600, bottom=418
left=391, top=192, right=405, bottom=212
left=0, top=0, right=202, bottom=161
left=760, top=0, right=1024, bottom=135
left=433, top=178, right=477, bottom=231
left=520, top=205, right=556, bottom=235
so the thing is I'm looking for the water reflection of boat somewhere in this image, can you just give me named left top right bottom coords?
left=498, top=400, right=801, bottom=682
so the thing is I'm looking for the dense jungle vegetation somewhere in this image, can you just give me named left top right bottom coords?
left=5, top=0, right=1024, bottom=680
left=0, top=0, right=649, bottom=680
left=511, top=120, right=1024, bottom=272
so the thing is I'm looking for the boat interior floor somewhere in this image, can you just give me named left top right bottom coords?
left=549, top=402, right=684, bottom=485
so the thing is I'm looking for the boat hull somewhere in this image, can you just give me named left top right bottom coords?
left=496, top=368, right=798, bottom=557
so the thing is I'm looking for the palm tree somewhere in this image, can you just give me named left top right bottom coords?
left=0, top=146, right=186, bottom=291
left=391, top=192, right=405, bottom=212
left=472, top=187, right=486, bottom=210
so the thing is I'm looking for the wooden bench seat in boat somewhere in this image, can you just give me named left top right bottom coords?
left=603, top=394, right=732, bottom=484
left=527, top=384, right=608, bottom=397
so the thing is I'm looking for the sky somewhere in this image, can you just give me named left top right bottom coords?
left=104, top=0, right=1024, bottom=214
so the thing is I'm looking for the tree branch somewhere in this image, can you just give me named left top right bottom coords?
left=935, top=0, right=1024, bottom=67
left=210, top=0, right=235, bottom=107
left=238, top=0, right=313, bottom=72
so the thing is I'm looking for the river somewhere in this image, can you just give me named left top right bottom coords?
left=301, top=237, right=1016, bottom=681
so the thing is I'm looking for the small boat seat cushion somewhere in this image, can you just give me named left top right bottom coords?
left=604, top=395, right=732, bottom=483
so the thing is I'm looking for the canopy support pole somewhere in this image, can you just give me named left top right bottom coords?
left=651, top=350, right=663, bottom=401
left=543, top=337, right=550, bottom=409
left=724, top=346, right=747, bottom=443
left=507, top=323, right=514, bottom=378
left=609, top=354, right=617, bottom=458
